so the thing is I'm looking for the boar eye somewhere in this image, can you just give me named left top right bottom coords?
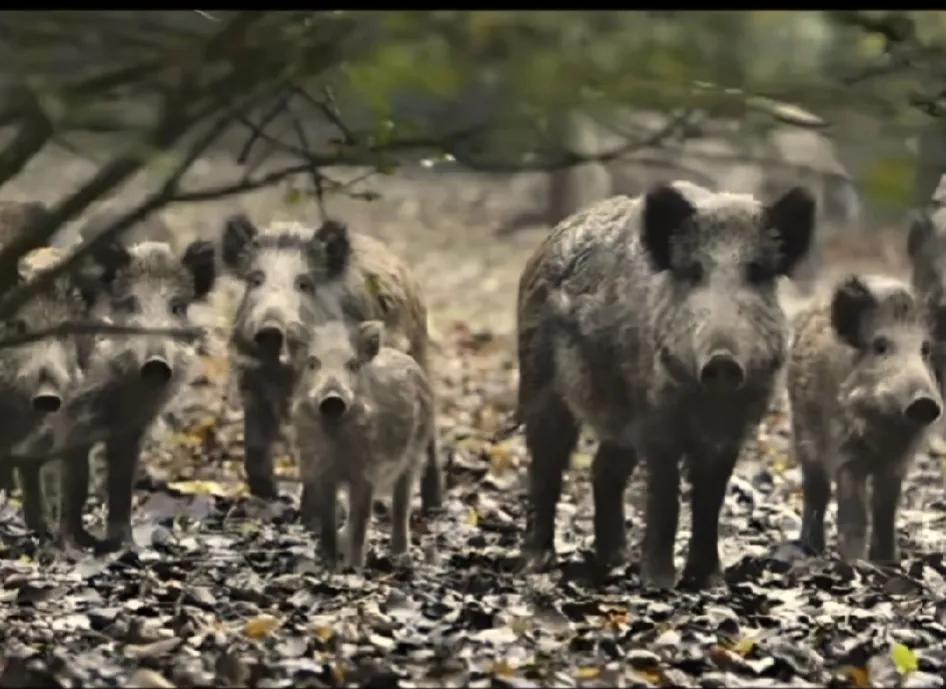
left=296, top=275, right=314, bottom=294
left=745, top=260, right=774, bottom=285
left=872, top=336, right=891, bottom=356
left=922, top=340, right=932, bottom=359
left=6, top=319, right=27, bottom=335
left=169, top=298, right=187, bottom=317
left=248, top=271, right=264, bottom=289
left=346, top=359, right=359, bottom=372
left=677, top=261, right=703, bottom=285
left=307, top=355, right=320, bottom=371
left=115, top=295, right=139, bottom=314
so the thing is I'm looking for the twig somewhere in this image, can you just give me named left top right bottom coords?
left=0, top=90, right=54, bottom=189
left=172, top=164, right=312, bottom=203
left=237, top=95, right=289, bottom=165
left=293, top=83, right=356, bottom=146
left=0, top=321, right=203, bottom=350
left=286, top=97, right=327, bottom=217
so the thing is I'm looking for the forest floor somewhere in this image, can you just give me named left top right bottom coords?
left=2, top=156, right=946, bottom=688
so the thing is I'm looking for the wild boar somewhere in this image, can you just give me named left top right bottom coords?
left=221, top=215, right=443, bottom=514
left=291, top=319, right=434, bottom=570
left=788, top=274, right=942, bottom=562
left=516, top=180, right=815, bottom=589
left=0, top=242, right=91, bottom=538
left=55, top=238, right=216, bottom=552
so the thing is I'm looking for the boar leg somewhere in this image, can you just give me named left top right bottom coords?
left=59, top=445, right=99, bottom=549
left=243, top=395, right=280, bottom=499
left=18, top=465, right=51, bottom=540
left=640, top=450, right=681, bottom=590
left=680, top=449, right=739, bottom=590
left=391, top=469, right=414, bottom=558
left=419, top=436, right=443, bottom=513
left=0, top=463, right=13, bottom=494
left=592, top=442, right=637, bottom=569
left=799, top=462, right=831, bottom=554
left=346, top=478, right=374, bottom=571
left=98, top=429, right=145, bottom=553
left=520, top=391, right=579, bottom=570
left=868, top=470, right=903, bottom=563
left=793, top=415, right=830, bottom=554
left=310, top=472, right=339, bottom=568
left=836, top=464, right=868, bottom=562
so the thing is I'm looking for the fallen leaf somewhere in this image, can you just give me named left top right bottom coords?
left=245, top=614, right=281, bottom=639
left=168, top=480, right=239, bottom=498
left=892, top=642, right=919, bottom=674
left=576, top=667, right=601, bottom=680
left=124, top=668, right=175, bottom=688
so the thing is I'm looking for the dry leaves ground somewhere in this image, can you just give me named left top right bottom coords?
left=2, top=156, right=946, bottom=688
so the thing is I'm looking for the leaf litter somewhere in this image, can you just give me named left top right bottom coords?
left=3, top=322, right=946, bottom=688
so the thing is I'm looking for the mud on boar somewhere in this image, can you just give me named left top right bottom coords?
left=220, top=215, right=443, bottom=512
left=54, top=238, right=216, bottom=552
left=516, top=180, right=815, bottom=590
left=788, top=274, right=942, bottom=563
left=0, top=244, right=92, bottom=538
left=290, top=319, right=434, bottom=570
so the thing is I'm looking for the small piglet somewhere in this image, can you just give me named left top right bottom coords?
left=291, top=320, right=434, bottom=570
left=788, top=274, right=943, bottom=562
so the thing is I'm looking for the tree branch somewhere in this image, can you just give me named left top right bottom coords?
left=0, top=321, right=202, bottom=351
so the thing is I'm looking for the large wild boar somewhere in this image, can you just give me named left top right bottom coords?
left=517, top=180, right=815, bottom=589
left=55, top=238, right=216, bottom=552
left=291, top=319, right=434, bottom=570
left=220, top=215, right=443, bottom=514
left=788, top=275, right=942, bottom=562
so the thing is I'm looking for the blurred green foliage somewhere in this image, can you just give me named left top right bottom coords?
left=324, top=10, right=946, bottom=212
left=5, top=10, right=946, bottom=216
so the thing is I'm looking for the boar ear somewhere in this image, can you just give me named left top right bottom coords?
left=907, top=211, right=935, bottom=260
left=91, top=240, right=131, bottom=288
left=222, top=213, right=258, bottom=269
left=357, top=320, right=383, bottom=361
left=311, top=219, right=351, bottom=277
left=765, top=187, right=816, bottom=276
left=641, top=184, right=696, bottom=272
left=831, top=275, right=877, bottom=349
left=182, top=239, right=217, bottom=300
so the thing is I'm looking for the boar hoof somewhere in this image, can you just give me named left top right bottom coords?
left=95, top=529, right=134, bottom=556
left=868, top=545, right=899, bottom=564
left=516, top=547, right=556, bottom=574
left=640, top=562, right=676, bottom=590
left=60, top=527, right=102, bottom=551
left=679, top=564, right=726, bottom=591
left=594, top=543, right=627, bottom=572
left=391, top=551, right=413, bottom=569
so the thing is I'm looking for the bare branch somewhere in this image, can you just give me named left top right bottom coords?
left=0, top=91, right=53, bottom=189
left=293, top=83, right=356, bottom=146
left=237, top=95, right=289, bottom=165
left=172, top=163, right=312, bottom=203
left=0, top=321, right=202, bottom=351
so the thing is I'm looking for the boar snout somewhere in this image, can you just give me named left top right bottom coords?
left=699, top=350, right=745, bottom=392
left=141, top=356, right=173, bottom=384
left=904, top=394, right=942, bottom=426
left=32, top=383, right=62, bottom=413
left=318, top=394, right=349, bottom=420
left=255, top=325, right=284, bottom=354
